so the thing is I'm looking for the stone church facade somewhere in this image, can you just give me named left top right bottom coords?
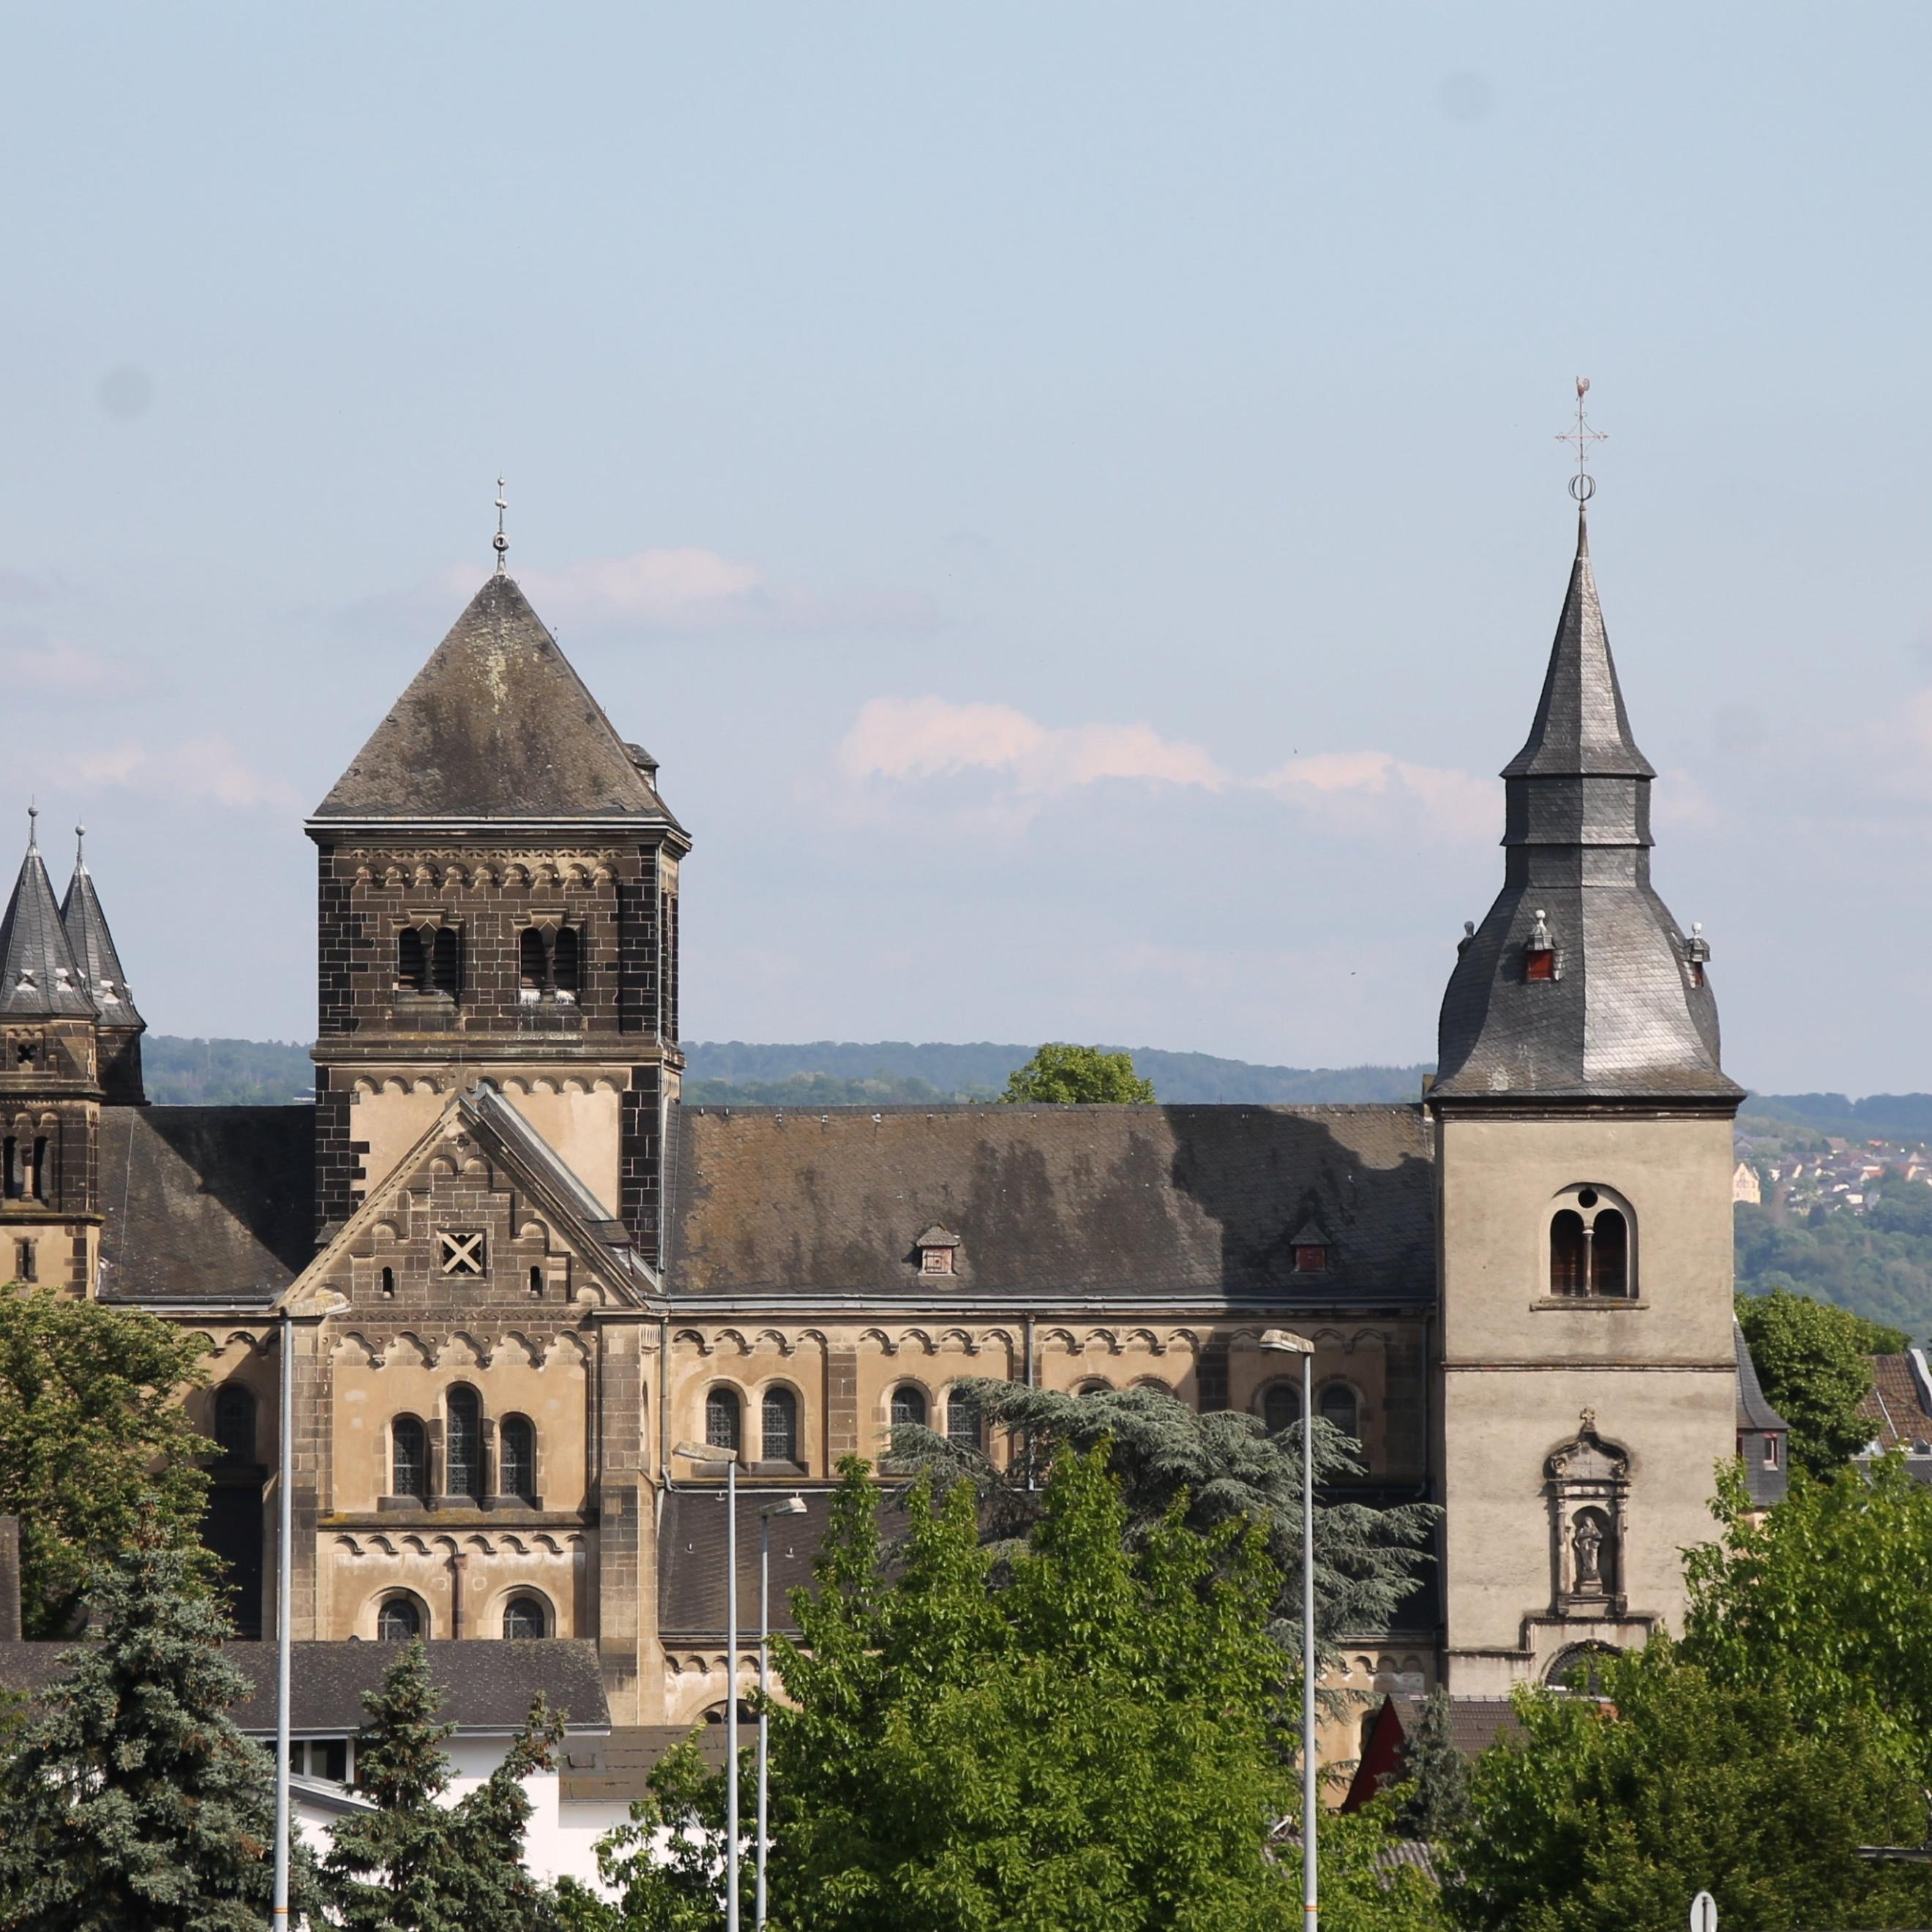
left=0, top=504, right=1764, bottom=1725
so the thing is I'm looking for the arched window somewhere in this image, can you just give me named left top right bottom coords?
left=1262, top=1380, right=1302, bottom=1436
left=380, top=1266, right=396, bottom=1298
left=705, top=1386, right=742, bottom=1455
left=889, top=1385, right=927, bottom=1429
left=519, top=926, right=548, bottom=992
left=1549, top=1187, right=1636, bottom=1299
left=528, top=1265, right=544, bottom=1299
left=1318, top=1382, right=1360, bottom=1439
left=1075, top=1379, right=1112, bottom=1399
left=396, top=928, right=427, bottom=992
left=377, top=1595, right=424, bottom=1641
left=392, top=1415, right=428, bottom=1501
left=503, top=1594, right=550, bottom=1640
left=500, top=1416, right=536, bottom=1505
left=946, top=1388, right=984, bottom=1450
left=213, top=1384, right=255, bottom=1462
left=445, top=1387, right=483, bottom=1502
left=430, top=927, right=461, bottom=997
left=552, top=926, right=580, bottom=999
left=762, top=1387, right=799, bottom=1465
left=1550, top=1210, right=1589, bottom=1296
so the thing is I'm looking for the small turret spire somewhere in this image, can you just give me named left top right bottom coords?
left=493, top=476, right=509, bottom=576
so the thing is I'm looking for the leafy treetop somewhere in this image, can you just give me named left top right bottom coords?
left=1734, top=1286, right=1901, bottom=1474
left=1000, top=1042, right=1157, bottom=1104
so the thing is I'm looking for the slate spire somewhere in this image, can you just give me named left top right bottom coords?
left=1433, top=512, right=1739, bottom=1104
left=60, top=826, right=143, bottom=1029
left=312, top=574, right=681, bottom=828
left=0, top=809, right=95, bottom=1020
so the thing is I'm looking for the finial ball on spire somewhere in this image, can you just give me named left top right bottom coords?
left=492, top=476, right=509, bottom=574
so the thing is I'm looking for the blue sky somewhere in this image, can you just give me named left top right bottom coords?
left=4, top=4, right=1930, bottom=1091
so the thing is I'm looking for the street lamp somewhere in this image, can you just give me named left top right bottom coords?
left=1260, top=1328, right=1318, bottom=1932
left=674, top=1438, right=744, bottom=1932
left=756, top=1494, right=808, bottom=1930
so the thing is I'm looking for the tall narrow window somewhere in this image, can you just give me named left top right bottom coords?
left=1549, top=1210, right=1589, bottom=1297
left=1318, top=1382, right=1360, bottom=1438
left=528, top=1265, right=544, bottom=1299
left=519, top=927, right=549, bottom=993
left=2, top=1137, right=16, bottom=1199
left=1262, top=1380, right=1302, bottom=1435
left=13, top=1238, right=34, bottom=1284
left=430, top=927, right=460, bottom=997
left=445, top=1387, right=483, bottom=1502
left=29, top=1139, right=46, bottom=1201
left=1591, top=1209, right=1629, bottom=1298
left=499, top=1416, right=536, bottom=1504
left=214, top=1384, right=256, bottom=1463
left=380, top=1266, right=396, bottom=1298
left=889, top=1385, right=927, bottom=1429
left=705, top=1387, right=741, bottom=1455
left=378, top=1595, right=424, bottom=1641
left=392, top=1416, right=428, bottom=1500
left=552, top=926, right=580, bottom=999
left=761, top=1387, right=799, bottom=1465
left=396, top=929, right=427, bottom=992
left=946, top=1388, right=983, bottom=1451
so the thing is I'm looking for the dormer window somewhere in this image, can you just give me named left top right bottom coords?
left=1524, top=909, right=1559, bottom=982
left=1293, top=1243, right=1329, bottom=1274
left=915, top=1225, right=961, bottom=1277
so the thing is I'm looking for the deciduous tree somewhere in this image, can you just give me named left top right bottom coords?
left=1000, top=1043, right=1156, bottom=1104
left=1734, top=1287, right=1901, bottom=1473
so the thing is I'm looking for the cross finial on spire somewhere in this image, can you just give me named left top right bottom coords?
left=493, top=476, right=509, bottom=575
left=1556, top=377, right=1606, bottom=506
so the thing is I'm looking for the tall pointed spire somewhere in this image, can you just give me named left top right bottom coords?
left=0, top=808, right=94, bottom=1019
left=61, top=825, right=145, bottom=1031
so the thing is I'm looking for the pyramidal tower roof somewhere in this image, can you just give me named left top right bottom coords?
left=1433, top=508, right=1740, bottom=1105
left=312, top=574, right=682, bottom=829
left=61, top=828, right=144, bottom=1029
left=0, top=810, right=95, bottom=1020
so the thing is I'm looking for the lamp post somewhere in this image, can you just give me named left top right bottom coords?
left=272, top=1310, right=293, bottom=1928
left=756, top=1494, right=808, bottom=1930
left=1261, top=1328, right=1318, bottom=1932
left=675, top=1439, right=743, bottom=1932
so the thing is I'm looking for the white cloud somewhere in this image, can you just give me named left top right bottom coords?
left=1, top=637, right=115, bottom=696
left=56, top=736, right=302, bottom=811
left=1257, top=751, right=1494, bottom=841
left=435, top=546, right=934, bottom=637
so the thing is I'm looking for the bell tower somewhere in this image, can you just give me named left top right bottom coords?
left=306, top=561, right=688, bottom=1265
left=1429, top=490, right=1742, bottom=1694
left=0, top=809, right=102, bottom=1291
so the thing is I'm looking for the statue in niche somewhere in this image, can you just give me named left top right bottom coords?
left=1572, top=1511, right=1609, bottom=1592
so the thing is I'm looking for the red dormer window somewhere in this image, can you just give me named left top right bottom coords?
left=1525, top=948, right=1556, bottom=981
left=1294, top=1243, right=1328, bottom=1274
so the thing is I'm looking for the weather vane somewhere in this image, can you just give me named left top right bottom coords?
left=1556, top=378, right=1606, bottom=503
left=493, top=477, right=509, bottom=574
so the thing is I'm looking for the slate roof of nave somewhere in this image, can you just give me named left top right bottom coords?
left=311, top=574, right=683, bottom=827
left=97, top=1107, right=315, bottom=1303
left=664, top=1102, right=1436, bottom=1301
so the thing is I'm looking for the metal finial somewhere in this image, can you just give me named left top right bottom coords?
left=75, top=824, right=86, bottom=868
left=26, top=804, right=37, bottom=853
left=493, top=476, right=509, bottom=574
left=1556, top=376, right=1606, bottom=505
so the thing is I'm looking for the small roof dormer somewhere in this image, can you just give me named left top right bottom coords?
left=914, top=1224, right=962, bottom=1278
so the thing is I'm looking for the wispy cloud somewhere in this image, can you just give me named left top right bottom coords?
left=1, top=637, right=118, bottom=697
left=1257, top=750, right=1494, bottom=840
left=41, top=736, right=302, bottom=812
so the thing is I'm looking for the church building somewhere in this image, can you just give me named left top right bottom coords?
left=0, top=495, right=1767, bottom=1724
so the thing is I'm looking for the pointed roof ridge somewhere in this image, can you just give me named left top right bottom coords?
left=1500, top=510, right=1655, bottom=782
left=312, top=574, right=684, bottom=828
left=60, top=828, right=143, bottom=1028
left=0, top=811, right=95, bottom=1019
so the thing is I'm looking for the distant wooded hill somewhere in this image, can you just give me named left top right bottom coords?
left=144, top=1037, right=315, bottom=1106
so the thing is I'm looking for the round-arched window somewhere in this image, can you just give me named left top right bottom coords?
left=889, top=1385, right=927, bottom=1429
left=213, top=1384, right=256, bottom=1462
left=1549, top=1186, right=1636, bottom=1299
left=762, top=1387, right=800, bottom=1465
left=500, top=1416, right=536, bottom=1505
left=446, top=1387, right=483, bottom=1502
left=705, top=1386, right=742, bottom=1454
left=946, top=1387, right=984, bottom=1450
left=392, top=1415, right=428, bottom=1501
left=503, top=1594, right=550, bottom=1640
left=1262, top=1380, right=1302, bottom=1436
left=378, top=1594, right=424, bottom=1641
left=1075, top=1379, right=1113, bottom=1398
left=1318, top=1382, right=1360, bottom=1439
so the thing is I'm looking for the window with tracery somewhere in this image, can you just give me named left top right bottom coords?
left=705, top=1386, right=742, bottom=1455
left=378, top=1595, right=424, bottom=1641
left=946, top=1388, right=983, bottom=1450
left=1548, top=1186, right=1635, bottom=1299
left=889, top=1385, right=926, bottom=1429
left=446, top=1387, right=483, bottom=1502
left=500, top=1415, right=536, bottom=1504
left=762, top=1387, right=799, bottom=1465
left=1262, top=1379, right=1302, bottom=1435
left=213, top=1384, right=256, bottom=1463
left=503, top=1594, right=549, bottom=1639
left=1318, top=1382, right=1360, bottom=1438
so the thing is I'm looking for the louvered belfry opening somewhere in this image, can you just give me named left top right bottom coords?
left=520, top=926, right=548, bottom=992
left=551, top=924, right=580, bottom=997
left=430, top=926, right=460, bottom=997
left=1550, top=1211, right=1589, bottom=1295
left=395, top=928, right=427, bottom=992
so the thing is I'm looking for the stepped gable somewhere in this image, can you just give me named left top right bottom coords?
left=312, top=574, right=682, bottom=825
left=0, top=815, right=94, bottom=1020
left=96, top=1107, right=314, bottom=1302
left=1434, top=512, right=1741, bottom=1104
left=664, top=1103, right=1434, bottom=1300
left=59, top=834, right=143, bottom=1026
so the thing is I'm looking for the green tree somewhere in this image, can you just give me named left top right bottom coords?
left=0, top=1539, right=310, bottom=1931
left=323, top=1638, right=565, bottom=1932
left=1682, top=1456, right=1932, bottom=1778
left=1392, top=1688, right=1470, bottom=1843
left=1443, top=1642, right=1928, bottom=1932
left=886, top=1379, right=1435, bottom=1676
left=763, top=1449, right=1300, bottom=1931
left=1000, top=1042, right=1157, bottom=1104
left=0, top=1284, right=213, bottom=1635
left=1734, top=1287, right=1903, bottom=1473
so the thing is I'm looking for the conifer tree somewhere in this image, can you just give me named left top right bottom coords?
left=1392, top=1687, right=1470, bottom=1842
left=323, top=1637, right=565, bottom=1932
left=0, top=1538, right=304, bottom=1931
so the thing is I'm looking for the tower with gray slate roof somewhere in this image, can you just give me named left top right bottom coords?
left=1429, top=506, right=1743, bottom=1693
